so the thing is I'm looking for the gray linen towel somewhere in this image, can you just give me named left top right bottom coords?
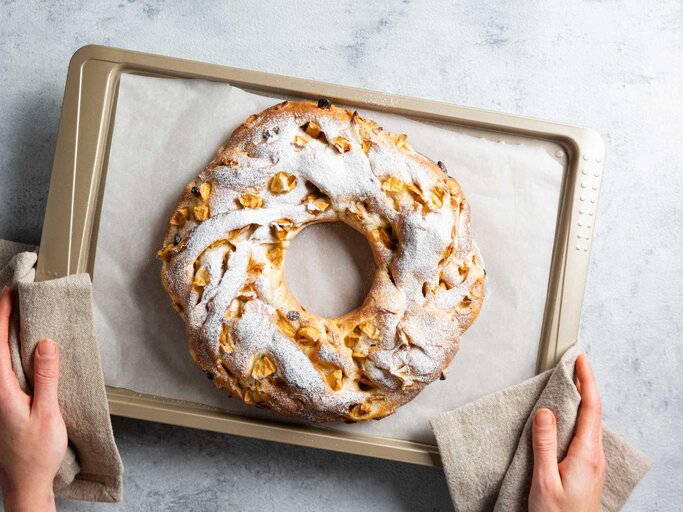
left=431, top=345, right=652, bottom=512
left=0, top=240, right=123, bottom=502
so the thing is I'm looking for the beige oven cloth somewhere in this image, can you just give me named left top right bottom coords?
left=0, top=240, right=123, bottom=502
left=431, top=344, right=652, bottom=512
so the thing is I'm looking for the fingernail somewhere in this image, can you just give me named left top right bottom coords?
left=37, top=339, right=57, bottom=358
left=1, top=286, right=8, bottom=296
left=535, top=408, right=553, bottom=427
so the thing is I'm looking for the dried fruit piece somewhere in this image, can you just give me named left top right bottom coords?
left=346, top=203, right=368, bottom=223
left=193, top=266, right=210, bottom=287
left=456, top=296, right=473, bottom=314
left=229, top=225, right=253, bottom=242
left=269, top=172, right=297, bottom=194
left=381, top=176, right=407, bottom=194
left=305, top=195, right=330, bottom=214
left=277, top=316, right=297, bottom=338
left=469, top=281, right=483, bottom=299
left=407, top=182, right=423, bottom=196
left=406, top=182, right=427, bottom=207
left=359, top=322, right=381, bottom=340
left=317, top=98, right=332, bottom=109
left=191, top=185, right=201, bottom=197
left=199, top=182, right=212, bottom=201
left=238, top=283, right=256, bottom=301
left=238, top=194, right=264, bottom=209
left=303, top=121, right=321, bottom=138
left=219, top=324, right=234, bottom=353
left=370, top=228, right=396, bottom=250
left=350, top=402, right=371, bottom=417
left=248, top=259, right=265, bottom=273
left=267, top=247, right=284, bottom=267
left=326, top=369, right=343, bottom=391
left=225, top=297, right=247, bottom=319
left=173, top=234, right=182, bottom=245
left=209, top=240, right=227, bottom=250
left=441, top=243, right=454, bottom=263
left=156, top=244, right=174, bottom=262
left=391, top=133, right=411, bottom=151
left=330, top=136, right=351, bottom=153
left=361, top=137, right=373, bottom=155
left=271, top=219, right=295, bottom=240
left=293, top=135, right=308, bottom=148
left=170, top=207, right=190, bottom=227
left=287, top=310, right=300, bottom=321
left=297, top=326, right=321, bottom=343
left=446, top=177, right=461, bottom=196
left=252, top=355, right=277, bottom=379
left=312, top=198, right=330, bottom=213
left=428, top=185, right=446, bottom=210
left=344, top=328, right=361, bottom=348
left=194, top=204, right=210, bottom=221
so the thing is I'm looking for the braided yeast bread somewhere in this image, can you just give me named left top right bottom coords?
left=158, top=100, right=485, bottom=422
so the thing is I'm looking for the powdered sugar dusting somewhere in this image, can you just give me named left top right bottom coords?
left=226, top=300, right=364, bottom=413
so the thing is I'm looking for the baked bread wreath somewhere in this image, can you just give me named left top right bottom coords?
left=158, top=99, right=485, bottom=423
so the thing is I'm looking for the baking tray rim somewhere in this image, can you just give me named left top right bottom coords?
left=36, top=44, right=604, bottom=467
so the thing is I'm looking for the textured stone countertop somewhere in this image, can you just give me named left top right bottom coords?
left=1, top=1, right=681, bottom=511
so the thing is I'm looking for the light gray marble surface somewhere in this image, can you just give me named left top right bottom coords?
left=0, top=1, right=681, bottom=510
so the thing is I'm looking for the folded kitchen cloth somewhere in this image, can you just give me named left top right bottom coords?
left=431, top=344, right=652, bottom=512
left=0, top=239, right=123, bottom=502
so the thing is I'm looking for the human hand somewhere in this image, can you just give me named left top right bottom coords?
left=0, top=287, right=67, bottom=512
left=528, top=353, right=606, bottom=512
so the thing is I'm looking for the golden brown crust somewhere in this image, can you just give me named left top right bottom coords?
left=158, top=100, right=486, bottom=422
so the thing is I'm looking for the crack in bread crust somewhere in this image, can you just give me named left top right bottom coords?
left=158, top=100, right=486, bottom=423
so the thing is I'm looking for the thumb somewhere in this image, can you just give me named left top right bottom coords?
left=32, top=339, right=60, bottom=415
left=531, top=408, right=560, bottom=487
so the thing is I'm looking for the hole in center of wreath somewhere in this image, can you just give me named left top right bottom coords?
left=284, top=222, right=376, bottom=318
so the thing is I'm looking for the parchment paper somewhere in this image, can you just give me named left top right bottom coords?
left=93, top=74, right=562, bottom=443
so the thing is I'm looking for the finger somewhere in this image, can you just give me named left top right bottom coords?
left=32, top=339, right=60, bottom=416
left=0, top=287, right=19, bottom=389
left=531, top=408, right=561, bottom=488
left=574, top=372, right=582, bottom=395
left=569, top=354, right=603, bottom=457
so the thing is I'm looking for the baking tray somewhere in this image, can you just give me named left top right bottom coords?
left=36, top=45, right=604, bottom=466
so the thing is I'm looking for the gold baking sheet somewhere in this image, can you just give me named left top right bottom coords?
left=36, top=45, right=604, bottom=466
